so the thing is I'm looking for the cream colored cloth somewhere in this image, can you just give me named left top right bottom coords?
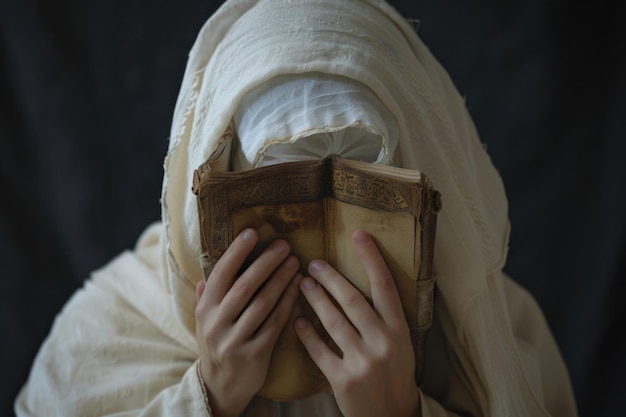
left=14, top=225, right=572, bottom=417
left=15, top=0, right=577, bottom=416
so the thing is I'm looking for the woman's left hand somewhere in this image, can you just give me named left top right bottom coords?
left=294, top=230, right=421, bottom=417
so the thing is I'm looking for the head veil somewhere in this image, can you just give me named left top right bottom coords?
left=161, top=0, right=548, bottom=415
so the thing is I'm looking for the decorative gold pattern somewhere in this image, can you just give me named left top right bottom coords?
left=193, top=154, right=440, bottom=400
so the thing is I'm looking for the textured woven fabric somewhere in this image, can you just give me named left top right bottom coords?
left=161, top=0, right=577, bottom=415
left=15, top=1, right=577, bottom=416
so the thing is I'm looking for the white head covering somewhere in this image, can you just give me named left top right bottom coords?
left=161, top=0, right=547, bottom=415
left=232, top=72, right=399, bottom=169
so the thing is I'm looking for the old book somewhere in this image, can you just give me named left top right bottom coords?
left=192, top=151, right=441, bottom=401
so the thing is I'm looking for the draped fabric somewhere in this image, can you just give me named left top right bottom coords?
left=162, top=1, right=575, bottom=414
left=15, top=0, right=577, bottom=416
left=232, top=73, right=399, bottom=170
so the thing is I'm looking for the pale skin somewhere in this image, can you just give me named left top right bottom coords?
left=195, top=228, right=421, bottom=417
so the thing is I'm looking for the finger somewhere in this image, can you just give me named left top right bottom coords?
left=307, top=259, right=380, bottom=336
left=299, top=276, right=362, bottom=351
left=294, top=316, right=342, bottom=377
left=220, top=239, right=292, bottom=321
left=351, top=230, right=405, bottom=327
left=234, top=255, right=301, bottom=340
left=196, top=279, right=205, bottom=303
left=254, top=271, right=303, bottom=345
left=203, top=228, right=259, bottom=304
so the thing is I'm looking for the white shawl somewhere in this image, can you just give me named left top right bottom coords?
left=16, top=1, right=577, bottom=416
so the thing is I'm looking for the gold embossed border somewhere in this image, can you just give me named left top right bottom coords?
left=330, top=166, right=423, bottom=216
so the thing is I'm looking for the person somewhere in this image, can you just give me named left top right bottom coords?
left=15, top=0, right=578, bottom=416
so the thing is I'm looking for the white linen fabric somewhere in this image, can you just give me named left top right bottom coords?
left=232, top=73, right=399, bottom=170
left=15, top=0, right=578, bottom=416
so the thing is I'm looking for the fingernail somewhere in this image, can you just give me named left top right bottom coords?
left=295, top=317, right=308, bottom=329
left=242, top=228, right=255, bottom=241
left=353, top=229, right=370, bottom=244
left=301, top=277, right=318, bottom=290
left=272, top=240, right=288, bottom=253
left=309, top=259, right=325, bottom=273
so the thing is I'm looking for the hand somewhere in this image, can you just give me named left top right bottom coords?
left=195, top=228, right=302, bottom=417
left=294, top=230, right=421, bottom=417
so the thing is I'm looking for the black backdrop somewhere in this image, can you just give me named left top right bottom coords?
left=1, top=1, right=624, bottom=416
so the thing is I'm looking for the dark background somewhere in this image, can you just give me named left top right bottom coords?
left=1, top=1, right=624, bottom=416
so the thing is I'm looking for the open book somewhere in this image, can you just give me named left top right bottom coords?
left=192, top=152, right=441, bottom=401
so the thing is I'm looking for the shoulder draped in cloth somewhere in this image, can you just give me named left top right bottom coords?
left=15, top=1, right=577, bottom=416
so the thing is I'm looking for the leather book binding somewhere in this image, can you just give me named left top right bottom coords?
left=193, top=148, right=441, bottom=401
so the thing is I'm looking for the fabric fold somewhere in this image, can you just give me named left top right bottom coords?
left=161, top=0, right=575, bottom=415
left=15, top=1, right=577, bottom=416
left=231, top=73, right=398, bottom=170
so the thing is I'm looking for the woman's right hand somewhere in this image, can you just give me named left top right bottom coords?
left=195, top=228, right=302, bottom=417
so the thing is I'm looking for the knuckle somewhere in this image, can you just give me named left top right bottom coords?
left=230, top=279, right=252, bottom=299
left=226, top=343, right=267, bottom=367
left=327, top=315, right=347, bottom=332
left=344, top=359, right=383, bottom=386
left=308, top=343, right=326, bottom=361
left=198, top=320, right=219, bottom=341
left=250, top=295, right=272, bottom=315
left=209, top=262, right=228, bottom=279
left=336, top=371, right=365, bottom=393
left=372, top=336, right=396, bottom=362
left=195, top=302, right=213, bottom=325
left=377, top=270, right=396, bottom=290
left=194, top=303, right=204, bottom=320
left=343, top=291, right=367, bottom=309
left=214, top=344, right=234, bottom=362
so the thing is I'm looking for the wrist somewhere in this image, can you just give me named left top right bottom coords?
left=196, top=360, right=247, bottom=417
left=396, top=386, right=422, bottom=417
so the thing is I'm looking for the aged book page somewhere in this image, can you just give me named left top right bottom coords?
left=193, top=154, right=440, bottom=401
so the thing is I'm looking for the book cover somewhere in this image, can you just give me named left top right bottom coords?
left=193, top=153, right=441, bottom=401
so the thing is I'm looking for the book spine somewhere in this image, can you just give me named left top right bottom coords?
left=415, top=188, right=441, bottom=385
left=419, top=188, right=441, bottom=281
